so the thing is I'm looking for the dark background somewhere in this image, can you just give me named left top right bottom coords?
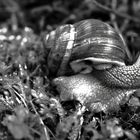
left=1, top=0, right=140, bottom=60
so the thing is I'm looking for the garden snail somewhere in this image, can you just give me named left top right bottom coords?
left=45, top=19, right=140, bottom=112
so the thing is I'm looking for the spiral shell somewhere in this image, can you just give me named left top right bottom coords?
left=45, top=19, right=127, bottom=76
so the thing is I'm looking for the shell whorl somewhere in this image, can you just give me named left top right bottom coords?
left=46, top=24, right=75, bottom=76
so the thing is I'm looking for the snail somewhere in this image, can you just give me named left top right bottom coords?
left=45, top=19, right=140, bottom=112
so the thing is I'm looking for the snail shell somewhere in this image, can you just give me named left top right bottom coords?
left=45, top=19, right=127, bottom=76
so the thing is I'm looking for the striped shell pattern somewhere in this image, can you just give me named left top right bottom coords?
left=45, top=19, right=127, bottom=76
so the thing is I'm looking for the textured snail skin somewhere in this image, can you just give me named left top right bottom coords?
left=99, top=65, right=140, bottom=88
left=53, top=74, right=135, bottom=112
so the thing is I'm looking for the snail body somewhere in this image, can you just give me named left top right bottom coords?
left=45, top=19, right=140, bottom=112
left=53, top=74, right=135, bottom=112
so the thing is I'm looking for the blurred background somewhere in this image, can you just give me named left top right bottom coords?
left=0, top=0, right=140, bottom=32
left=1, top=0, right=140, bottom=62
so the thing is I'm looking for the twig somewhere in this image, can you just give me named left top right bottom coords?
left=120, top=0, right=131, bottom=33
left=90, top=0, right=140, bottom=23
left=30, top=100, right=50, bottom=140
left=31, top=5, right=53, bottom=14
left=120, top=19, right=129, bottom=33
left=110, top=0, right=117, bottom=28
left=13, top=88, right=28, bottom=108
left=109, top=0, right=132, bottom=62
